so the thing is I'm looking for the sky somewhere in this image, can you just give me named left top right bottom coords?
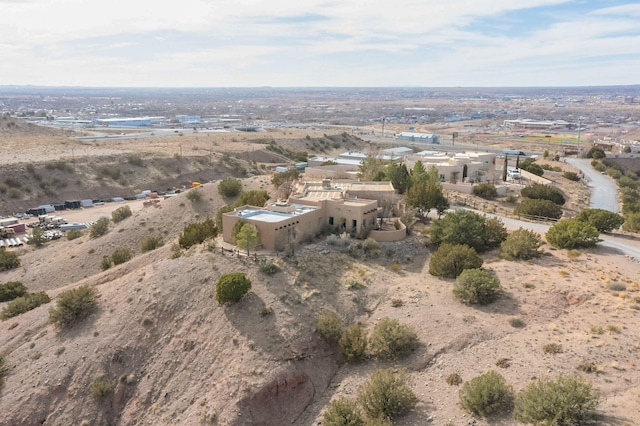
left=1, top=0, right=639, bottom=88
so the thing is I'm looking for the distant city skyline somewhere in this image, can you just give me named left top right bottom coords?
left=1, top=1, right=639, bottom=88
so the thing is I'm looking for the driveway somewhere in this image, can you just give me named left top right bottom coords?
left=565, top=158, right=620, bottom=212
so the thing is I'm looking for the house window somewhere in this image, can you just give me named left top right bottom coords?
left=329, top=216, right=334, bottom=225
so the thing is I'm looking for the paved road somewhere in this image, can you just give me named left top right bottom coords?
left=566, top=158, right=620, bottom=212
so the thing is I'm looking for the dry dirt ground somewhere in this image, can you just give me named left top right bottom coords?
left=0, top=126, right=640, bottom=426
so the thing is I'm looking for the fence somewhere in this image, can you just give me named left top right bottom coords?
left=447, top=193, right=560, bottom=224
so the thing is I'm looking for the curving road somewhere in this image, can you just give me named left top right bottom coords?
left=565, top=158, right=620, bottom=212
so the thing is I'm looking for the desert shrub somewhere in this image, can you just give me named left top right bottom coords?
left=369, top=317, right=419, bottom=360
left=235, top=190, right=270, bottom=208
left=218, top=177, right=243, bottom=197
left=126, top=155, right=144, bottom=166
left=513, top=374, right=600, bottom=425
left=446, top=372, right=463, bottom=386
left=49, top=285, right=99, bottom=328
left=317, top=310, right=344, bottom=344
left=322, top=398, right=364, bottom=426
left=216, top=205, right=234, bottom=230
left=623, top=212, right=640, bottom=233
left=0, top=281, right=27, bottom=302
left=586, top=147, right=606, bottom=159
left=357, top=368, right=418, bottom=420
left=258, top=261, right=279, bottom=275
left=542, top=343, right=563, bottom=354
left=362, top=238, right=381, bottom=258
left=514, top=198, right=562, bottom=219
left=518, top=158, right=544, bottom=176
left=430, top=210, right=506, bottom=252
left=472, top=183, right=498, bottom=200
left=1, top=292, right=51, bottom=320
left=45, top=160, right=73, bottom=172
left=28, top=227, right=46, bottom=247
left=459, top=370, right=513, bottom=417
left=66, top=229, right=83, bottom=240
left=500, top=228, right=544, bottom=260
left=110, top=247, right=133, bottom=265
left=453, top=268, right=502, bottom=305
left=339, top=323, right=368, bottom=363
left=575, top=208, right=624, bottom=233
left=520, top=183, right=566, bottom=205
left=0, top=354, right=6, bottom=388
left=215, top=272, right=251, bottom=304
left=563, top=171, right=580, bottom=181
left=100, top=256, right=111, bottom=270
left=546, top=219, right=600, bottom=249
left=141, top=235, right=164, bottom=252
left=186, top=188, right=203, bottom=202
left=90, top=217, right=110, bottom=238
left=90, top=375, right=113, bottom=399
left=230, top=219, right=247, bottom=240
left=0, top=248, right=20, bottom=271
left=111, top=205, right=132, bottom=223
left=429, top=243, right=483, bottom=278
left=179, top=218, right=218, bottom=249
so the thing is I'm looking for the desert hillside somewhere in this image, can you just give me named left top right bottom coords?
left=0, top=122, right=640, bottom=426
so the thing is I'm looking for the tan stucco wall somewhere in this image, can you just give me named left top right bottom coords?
left=368, top=225, right=406, bottom=242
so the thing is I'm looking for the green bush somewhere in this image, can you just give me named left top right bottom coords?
left=459, top=370, right=513, bottom=417
left=90, top=375, right=113, bottom=399
left=586, top=147, right=606, bottom=159
left=218, top=177, right=243, bottom=197
left=317, top=310, right=344, bottom=344
left=357, top=368, right=418, bottom=420
left=339, top=323, right=368, bottom=363
left=322, top=398, right=364, bottom=426
left=49, top=285, right=99, bottom=328
left=126, top=155, right=144, bottom=166
left=563, top=171, right=580, bottom=181
left=90, top=217, right=110, bottom=238
left=575, top=208, right=624, bottom=233
left=362, top=238, right=381, bottom=259
left=520, top=183, right=566, bottom=205
left=111, top=205, right=132, bottom=223
left=28, top=227, right=46, bottom=247
left=179, top=218, right=218, bottom=249
left=1, top=292, right=51, bottom=320
left=623, top=212, right=640, bottom=233
left=518, top=158, right=544, bottom=176
left=546, top=219, right=600, bottom=249
left=215, top=272, right=251, bottom=304
left=472, top=183, right=498, bottom=200
left=66, top=229, right=83, bottom=240
left=110, top=247, right=133, bottom=265
left=0, top=354, right=6, bottom=389
left=430, top=210, right=507, bottom=252
left=513, top=374, right=600, bottom=425
left=0, top=281, right=27, bottom=302
left=0, top=248, right=20, bottom=271
left=429, top=243, right=483, bottom=278
left=500, top=228, right=544, bottom=260
left=453, top=269, right=501, bottom=305
left=186, top=188, right=203, bottom=202
left=141, top=235, right=164, bottom=252
left=258, top=261, right=279, bottom=275
left=100, top=256, right=111, bottom=271
left=369, top=318, right=420, bottom=360
left=216, top=205, right=234, bottom=230
left=235, top=190, right=270, bottom=207
left=514, top=198, right=562, bottom=219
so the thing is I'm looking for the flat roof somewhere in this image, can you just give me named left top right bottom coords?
left=232, top=203, right=319, bottom=223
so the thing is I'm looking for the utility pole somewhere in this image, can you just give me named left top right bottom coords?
left=381, top=117, right=385, bottom=138
left=577, top=117, right=583, bottom=156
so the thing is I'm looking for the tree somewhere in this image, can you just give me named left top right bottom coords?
left=215, top=272, right=251, bottom=304
left=384, top=161, right=409, bottom=194
left=546, top=219, right=600, bottom=249
left=519, top=158, right=544, bottom=176
left=459, top=370, right=513, bottom=417
left=513, top=374, right=600, bottom=425
left=357, top=368, right=418, bottom=420
left=514, top=198, right=563, bottom=219
left=586, top=146, right=606, bottom=159
left=575, top=208, right=624, bottom=233
left=500, top=228, right=544, bottom=260
left=405, top=166, right=447, bottom=217
left=409, top=161, right=428, bottom=186
left=236, top=223, right=259, bottom=255
left=236, top=190, right=270, bottom=207
left=357, top=156, right=386, bottom=181
left=623, top=212, right=640, bottom=233
left=429, top=243, right=483, bottom=278
left=369, top=318, right=420, bottom=360
left=430, top=210, right=506, bottom=252
left=453, top=268, right=502, bottom=305
left=28, top=227, right=46, bottom=247
left=520, top=183, right=566, bottom=205
left=179, top=218, right=219, bottom=249
left=218, top=177, right=243, bottom=197
left=322, top=398, right=364, bottom=426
